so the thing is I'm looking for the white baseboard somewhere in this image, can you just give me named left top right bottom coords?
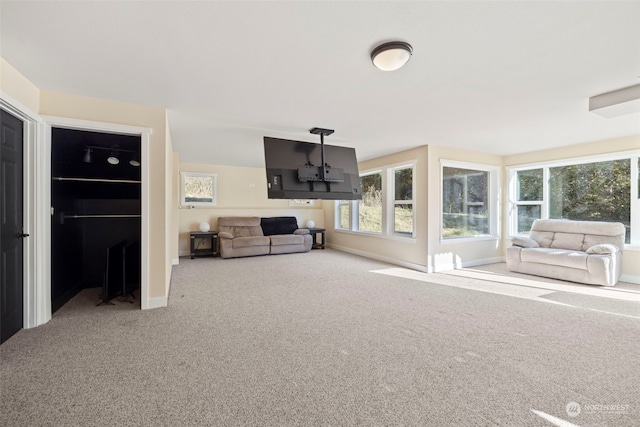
left=461, top=257, right=505, bottom=268
left=328, top=244, right=431, bottom=273
left=144, top=296, right=168, bottom=310
left=172, top=258, right=180, bottom=265
left=620, top=274, right=640, bottom=285
left=328, top=244, right=505, bottom=274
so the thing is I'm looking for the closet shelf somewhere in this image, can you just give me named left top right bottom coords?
left=62, top=214, right=141, bottom=219
left=52, top=177, right=141, bottom=184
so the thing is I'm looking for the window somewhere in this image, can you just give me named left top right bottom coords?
left=393, top=166, right=413, bottom=235
left=442, top=162, right=497, bottom=239
left=549, top=159, right=630, bottom=242
left=181, top=172, right=217, bottom=206
left=335, top=163, right=415, bottom=238
left=358, top=172, right=382, bottom=233
left=508, top=152, right=640, bottom=245
left=514, top=168, right=544, bottom=234
left=337, top=200, right=351, bottom=230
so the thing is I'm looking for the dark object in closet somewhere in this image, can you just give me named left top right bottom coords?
left=98, top=240, right=128, bottom=306
left=122, top=241, right=140, bottom=301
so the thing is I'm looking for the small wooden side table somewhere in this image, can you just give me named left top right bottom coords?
left=307, top=228, right=326, bottom=249
left=190, top=231, right=219, bottom=259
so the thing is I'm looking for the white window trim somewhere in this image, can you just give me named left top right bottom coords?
left=440, top=159, right=500, bottom=242
left=388, top=162, right=416, bottom=238
left=334, top=161, right=416, bottom=240
left=506, top=150, right=640, bottom=246
left=356, top=169, right=383, bottom=234
left=180, top=171, right=217, bottom=206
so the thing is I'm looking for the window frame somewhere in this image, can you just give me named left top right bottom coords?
left=180, top=171, right=218, bottom=207
left=506, top=150, right=640, bottom=247
left=356, top=169, right=383, bottom=235
left=334, top=161, right=416, bottom=239
left=440, top=160, right=500, bottom=242
left=389, top=164, right=416, bottom=238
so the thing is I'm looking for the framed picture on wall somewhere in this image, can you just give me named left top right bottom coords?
left=181, top=172, right=217, bottom=206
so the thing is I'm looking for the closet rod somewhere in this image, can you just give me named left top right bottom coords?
left=52, top=177, right=141, bottom=184
left=63, top=214, right=141, bottom=219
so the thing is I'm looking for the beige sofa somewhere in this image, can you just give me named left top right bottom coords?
left=218, top=216, right=312, bottom=259
left=506, top=219, right=625, bottom=286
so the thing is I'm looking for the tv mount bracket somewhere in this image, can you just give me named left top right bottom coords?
left=309, top=127, right=335, bottom=182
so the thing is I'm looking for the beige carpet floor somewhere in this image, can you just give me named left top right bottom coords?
left=1, top=249, right=639, bottom=426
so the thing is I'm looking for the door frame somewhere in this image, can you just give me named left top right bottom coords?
left=42, top=115, right=151, bottom=310
left=1, top=92, right=153, bottom=329
left=1, top=92, right=44, bottom=329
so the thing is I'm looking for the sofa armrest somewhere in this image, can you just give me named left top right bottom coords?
left=511, top=236, right=539, bottom=248
left=586, top=243, right=619, bottom=254
left=293, top=229, right=310, bottom=235
left=218, top=231, right=234, bottom=239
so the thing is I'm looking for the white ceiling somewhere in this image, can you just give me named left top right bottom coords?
left=2, top=1, right=639, bottom=167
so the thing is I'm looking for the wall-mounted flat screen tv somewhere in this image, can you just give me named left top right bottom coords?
left=264, top=136, right=362, bottom=200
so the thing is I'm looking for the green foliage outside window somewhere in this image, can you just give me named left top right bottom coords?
left=359, top=173, right=382, bottom=233
left=394, top=167, right=413, bottom=234
left=549, top=159, right=630, bottom=243
left=442, top=167, right=489, bottom=238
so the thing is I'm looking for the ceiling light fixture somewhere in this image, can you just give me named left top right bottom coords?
left=589, top=83, right=640, bottom=118
left=83, top=147, right=92, bottom=163
left=107, top=151, right=120, bottom=165
left=83, top=145, right=140, bottom=166
left=371, top=41, right=413, bottom=71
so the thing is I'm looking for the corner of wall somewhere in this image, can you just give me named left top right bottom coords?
left=0, top=57, right=40, bottom=113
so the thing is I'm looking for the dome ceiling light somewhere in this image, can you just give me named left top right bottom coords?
left=371, top=41, right=413, bottom=71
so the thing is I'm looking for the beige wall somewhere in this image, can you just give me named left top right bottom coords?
left=504, top=134, right=640, bottom=166
left=177, top=162, right=324, bottom=256
left=504, top=134, right=640, bottom=282
left=1, top=58, right=40, bottom=113
left=325, top=146, right=430, bottom=269
left=326, top=145, right=503, bottom=272
left=39, top=91, right=172, bottom=299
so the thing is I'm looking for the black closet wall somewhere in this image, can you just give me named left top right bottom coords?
left=51, top=128, right=141, bottom=311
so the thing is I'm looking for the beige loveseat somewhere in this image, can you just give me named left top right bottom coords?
left=506, top=219, right=625, bottom=286
left=218, top=216, right=312, bottom=259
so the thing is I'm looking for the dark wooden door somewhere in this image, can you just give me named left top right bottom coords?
left=1, top=109, right=24, bottom=344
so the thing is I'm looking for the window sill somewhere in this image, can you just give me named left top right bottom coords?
left=440, top=235, right=500, bottom=244
left=334, top=228, right=417, bottom=242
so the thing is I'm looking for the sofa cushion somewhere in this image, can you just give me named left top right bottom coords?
left=529, top=231, right=554, bottom=248
left=584, top=234, right=625, bottom=251
left=232, top=236, right=270, bottom=249
left=511, top=236, right=539, bottom=248
left=234, top=226, right=253, bottom=238
left=270, top=234, right=304, bottom=246
left=549, top=232, right=585, bottom=251
left=520, top=247, right=588, bottom=270
left=260, top=217, right=299, bottom=236
left=586, top=243, right=619, bottom=255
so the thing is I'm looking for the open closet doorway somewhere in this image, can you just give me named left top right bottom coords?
left=50, top=127, right=141, bottom=311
